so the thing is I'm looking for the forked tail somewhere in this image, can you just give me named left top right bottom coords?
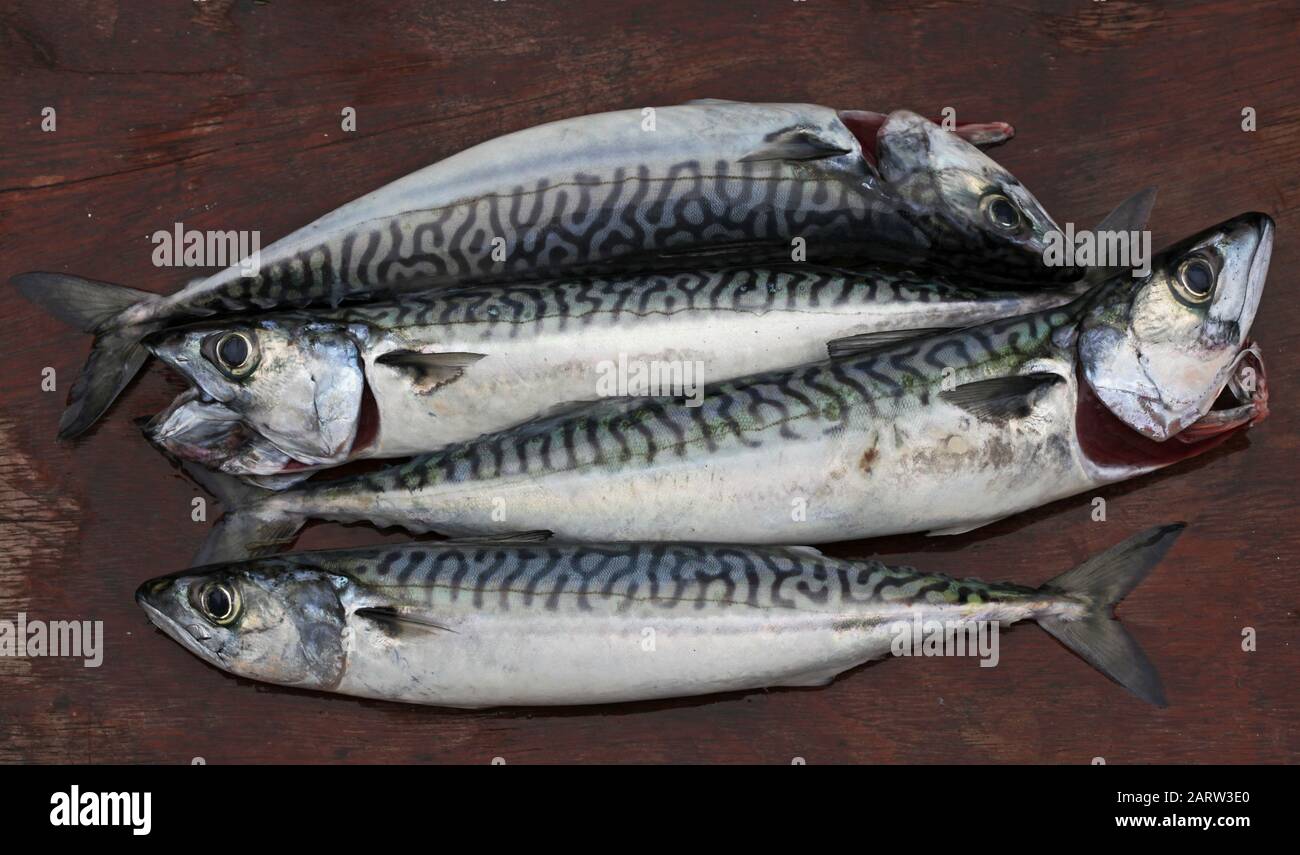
left=12, top=273, right=161, bottom=438
left=1037, top=523, right=1185, bottom=707
left=176, top=459, right=305, bottom=567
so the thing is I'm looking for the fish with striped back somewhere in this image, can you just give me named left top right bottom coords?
left=137, top=525, right=1185, bottom=708
left=13, top=101, right=1064, bottom=439
left=141, top=190, right=1157, bottom=487
left=187, top=213, right=1270, bottom=562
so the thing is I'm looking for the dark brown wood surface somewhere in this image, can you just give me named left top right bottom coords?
left=1, top=0, right=1297, bottom=764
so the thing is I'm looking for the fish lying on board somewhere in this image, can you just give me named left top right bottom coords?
left=143, top=190, right=1157, bottom=487
left=137, top=525, right=1184, bottom=708
left=13, top=102, right=1061, bottom=439
left=190, top=213, right=1270, bottom=563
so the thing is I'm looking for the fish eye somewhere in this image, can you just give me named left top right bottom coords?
left=980, top=193, right=1022, bottom=232
left=219, top=333, right=249, bottom=368
left=1173, top=254, right=1218, bottom=304
left=202, top=331, right=259, bottom=379
left=198, top=582, right=239, bottom=625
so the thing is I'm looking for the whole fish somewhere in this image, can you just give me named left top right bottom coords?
left=194, top=213, right=1270, bottom=562
left=13, top=102, right=1064, bottom=439
left=137, top=525, right=1184, bottom=708
left=144, top=267, right=1092, bottom=486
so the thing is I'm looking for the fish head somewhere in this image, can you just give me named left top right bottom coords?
left=136, top=562, right=347, bottom=689
left=146, top=318, right=367, bottom=466
left=1078, top=212, right=1272, bottom=444
left=869, top=110, right=1069, bottom=281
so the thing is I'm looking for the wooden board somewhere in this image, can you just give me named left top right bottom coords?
left=1, top=0, right=1296, bottom=764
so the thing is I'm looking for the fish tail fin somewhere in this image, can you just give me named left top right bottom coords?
left=194, top=507, right=303, bottom=567
left=1036, top=523, right=1186, bottom=708
left=12, top=272, right=161, bottom=438
left=179, top=461, right=305, bottom=566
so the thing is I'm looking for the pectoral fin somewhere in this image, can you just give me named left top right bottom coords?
left=375, top=350, right=486, bottom=394
left=738, top=127, right=852, bottom=163
left=827, top=328, right=955, bottom=359
left=939, top=373, right=1063, bottom=422
left=355, top=606, right=457, bottom=636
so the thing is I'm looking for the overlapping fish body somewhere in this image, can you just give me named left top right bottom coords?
left=15, top=102, right=1065, bottom=438
left=145, top=266, right=1088, bottom=484
left=194, top=214, right=1270, bottom=563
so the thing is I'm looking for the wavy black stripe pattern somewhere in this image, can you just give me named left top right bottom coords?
left=187, top=156, right=932, bottom=316
left=310, top=544, right=1039, bottom=613
left=355, top=304, right=1078, bottom=492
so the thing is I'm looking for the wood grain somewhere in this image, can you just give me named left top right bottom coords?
left=0, top=0, right=1296, bottom=764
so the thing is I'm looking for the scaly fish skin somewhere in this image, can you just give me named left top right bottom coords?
left=15, top=102, right=1066, bottom=439
left=138, top=526, right=1184, bottom=708
left=146, top=266, right=1087, bottom=482
left=198, top=214, right=1269, bottom=561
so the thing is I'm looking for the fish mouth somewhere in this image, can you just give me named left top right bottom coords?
left=1174, top=343, right=1269, bottom=443
left=145, top=376, right=380, bottom=477
left=136, top=588, right=227, bottom=670
left=1076, top=343, right=1268, bottom=470
left=144, top=387, right=251, bottom=464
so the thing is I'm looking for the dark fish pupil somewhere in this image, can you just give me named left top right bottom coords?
left=1184, top=259, right=1213, bottom=294
left=990, top=198, right=1018, bottom=228
left=205, top=586, right=231, bottom=619
left=219, top=334, right=249, bottom=367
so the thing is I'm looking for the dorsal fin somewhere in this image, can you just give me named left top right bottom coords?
left=1080, top=187, right=1158, bottom=285
left=1094, top=187, right=1157, bottom=235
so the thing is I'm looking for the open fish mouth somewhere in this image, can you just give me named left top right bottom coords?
left=1175, top=342, right=1269, bottom=443
left=143, top=387, right=252, bottom=464
left=1076, top=341, right=1268, bottom=470
left=145, top=378, right=381, bottom=478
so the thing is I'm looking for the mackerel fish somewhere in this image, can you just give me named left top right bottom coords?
left=138, top=525, right=1184, bottom=708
